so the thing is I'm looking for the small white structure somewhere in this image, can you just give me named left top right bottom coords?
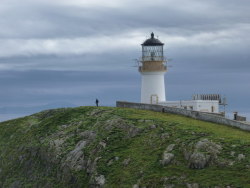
left=160, top=94, right=223, bottom=113
left=139, top=33, right=167, bottom=104
left=160, top=100, right=219, bottom=113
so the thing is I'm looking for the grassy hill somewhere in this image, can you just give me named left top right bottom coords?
left=0, top=106, right=249, bottom=188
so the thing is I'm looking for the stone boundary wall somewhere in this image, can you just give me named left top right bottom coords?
left=116, top=101, right=250, bottom=132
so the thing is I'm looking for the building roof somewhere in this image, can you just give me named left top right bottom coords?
left=142, top=32, right=164, bottom=46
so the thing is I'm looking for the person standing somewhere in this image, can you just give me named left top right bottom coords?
left=95, top=99, right=99, bottom=107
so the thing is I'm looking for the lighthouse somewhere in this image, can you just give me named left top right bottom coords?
left=139, top=32, right=167, bottom=104
left=116, top=32, right=222, bottom=115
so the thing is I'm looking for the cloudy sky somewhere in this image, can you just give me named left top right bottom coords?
left=0, top=0, right=250, bottom=121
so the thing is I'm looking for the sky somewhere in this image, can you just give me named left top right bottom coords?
left=0, top=0, right=250, bottom=121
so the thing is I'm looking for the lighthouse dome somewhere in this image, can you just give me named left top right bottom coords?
left=142, top=32, right=164, bottom=46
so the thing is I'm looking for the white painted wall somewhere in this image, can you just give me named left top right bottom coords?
left=141, top=71, right=166, bottom=104
left=160, top=100, right=219, bottom=113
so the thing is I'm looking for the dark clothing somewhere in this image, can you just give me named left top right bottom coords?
left=96, top=99, right=99, bottom=107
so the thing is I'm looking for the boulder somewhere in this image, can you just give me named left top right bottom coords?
left=188, top=152, right=209, bottom=169
left=133, top=184, right=139, bottom=188
left=162, top=152, right=174, bottom=166
left=237, top=154, right=245, bottom=161
left=166, top=144, right=175, bottom=152
left=95, top=175, right=105, bottom=187
left=115, top=156, right=119, bottom=161
left=99, top=141, right=106, bottom=148
left=149, top=124, right=157, bottom=129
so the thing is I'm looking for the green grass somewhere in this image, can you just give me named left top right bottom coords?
left=0, top=106, right=249, bottom=187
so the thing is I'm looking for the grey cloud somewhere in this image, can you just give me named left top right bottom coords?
left=1, top=0, right=250, bottom=39
left=1, top=0, right=250, bottom=59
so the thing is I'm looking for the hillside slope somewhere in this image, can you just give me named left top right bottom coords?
left=0, top=107, right=249, bottom=188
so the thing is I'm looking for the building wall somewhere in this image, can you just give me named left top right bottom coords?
left=141, top=71, right=166, bottom=104
left=159, top=100, right=219, bottom=113
left=116, top=101, right=250, bottom=132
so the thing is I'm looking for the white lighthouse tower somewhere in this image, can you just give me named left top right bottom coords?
left=139, top=32, right=167, bottom=104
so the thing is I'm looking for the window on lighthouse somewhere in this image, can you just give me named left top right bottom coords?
left=142, top=46, right=164, bottom=61
left=151, top=52, right=155, bottom=61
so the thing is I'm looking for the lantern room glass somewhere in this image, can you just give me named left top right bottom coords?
left=142, top=45, right=164, bottom=61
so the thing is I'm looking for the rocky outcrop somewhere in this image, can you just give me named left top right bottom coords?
left=237, top=154, right=245, bottom=161
left=104, top=117, right=142, bottom=138
left=162, top=152, right=175, bottom=166
left=64, top=140, right=87, bottom=170
left=184, top=139, right=222, bottom=169
left=161, top=144, right=175, bottom=166
left=92, top=175, right=106, bottom=187
left=188, top=152, right=208, bottom=169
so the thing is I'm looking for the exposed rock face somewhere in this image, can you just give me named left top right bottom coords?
left=104, top=118, right=126, bottom=131
left=195, top=139, right=221, bottom=156
left=149, top=124, right=157, bottom=129
left=161, top=144, right=175, bottom=166
left=166, top=144, right=175, bottom=152
left=105, top=118, right=142, bottom=137
left=80, top=130, right=97, bottom=140
left=162, top=153, right=175, bottom=166
left=238, top=154, right=245, bottom=161
left=188, top=152, right=208, bottom=169
left=133, top=184, right=139, bottom=188
left=94, top=175, right=105, bottom=187
left=185, top=139, right=222, bottom=169
left=64, top=140, right=87, bottom=170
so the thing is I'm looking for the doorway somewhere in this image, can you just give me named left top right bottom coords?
left=150, top=95, right=158, bottom=104
left=211, top=106, right=215, bottom=113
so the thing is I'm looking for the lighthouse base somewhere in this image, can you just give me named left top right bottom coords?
left=141, top=72, right=166, bottom=104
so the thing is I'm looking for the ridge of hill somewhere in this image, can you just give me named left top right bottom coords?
left=0, top=107, right=249, bottom=188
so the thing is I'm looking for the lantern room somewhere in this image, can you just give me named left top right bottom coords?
left=141, top=32, right=164, bottom=61
left=139, top=32, right=166, bottom=73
